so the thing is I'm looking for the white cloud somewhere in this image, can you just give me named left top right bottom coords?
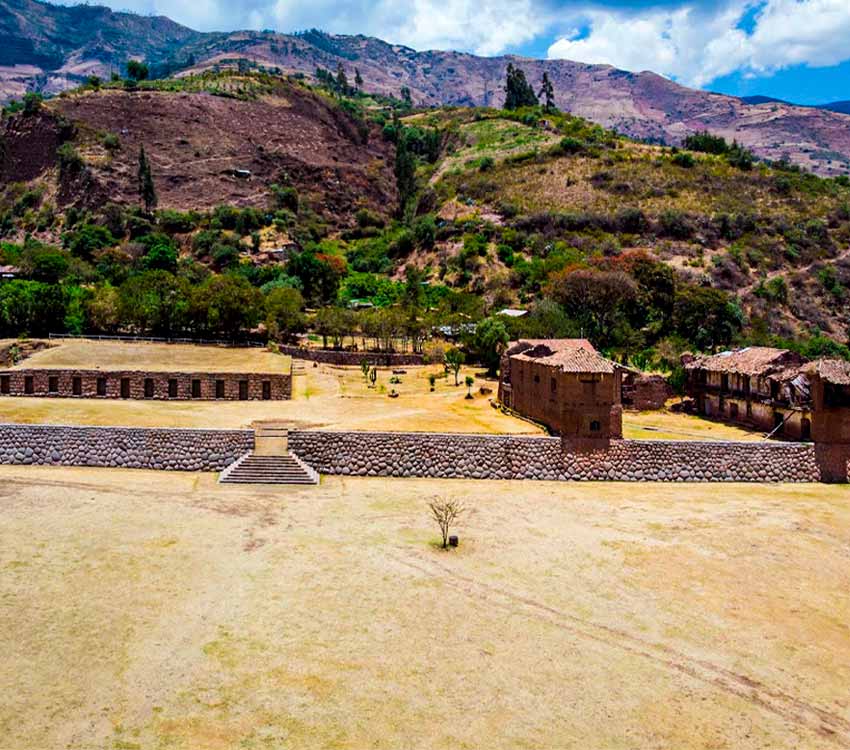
left=547, top=0, right=850, bottom=87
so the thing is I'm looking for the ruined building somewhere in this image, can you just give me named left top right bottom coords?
left=498, top=339, right=622, bottom=440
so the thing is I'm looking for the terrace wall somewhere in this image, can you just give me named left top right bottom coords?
left=0, top=424, right=253, bottom=471
left=277, top=345, right=424, bottom=367
left=0, top=369, right=291, bottom=400
left=287, top=430, right=829, bottom=482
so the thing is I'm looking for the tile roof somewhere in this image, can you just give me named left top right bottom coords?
left=506, top=339, right=616, bottom=374
left=803, top=358, right=850, bottom=385
left=684, top=347, right=797, bottom=376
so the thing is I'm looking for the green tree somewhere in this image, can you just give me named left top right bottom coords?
left=63, top=223, right=115, bottom=261
left=465, top=374, right=474, bottom=399
left=126, top=60, right=149, bottom=81
left=336, top=63, right=349, bottom=95
left=190, top=275, right=263, bottom=339
left=394, top=132, right=417, bottom=215
left=117, top=270, right=190, bottom=336
left=539, top=72, right=555, bottom=112
left=313, top=306, right=353, bottom=349
left=288, top=249, right=345, bottom=306
left=264, top=286, right=305, bottom=342
left=503, top=63, right=538, bottom=110
left=469, top=316, right=509, bottom=377
left=354, top=68, right=363, bottom=90
left=137, top=146, right=157, bottom=213
left=445, top=346, right=465, bottom=385
left=673, top=285, right=743, bottom=351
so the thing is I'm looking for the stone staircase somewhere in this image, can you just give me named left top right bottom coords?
left=220, top=451, right=319, bottom=485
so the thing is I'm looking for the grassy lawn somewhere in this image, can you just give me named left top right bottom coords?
left=1, top=467, right=848, bottom=749
left=623, top=409, right=768, bottom=441
left=12, top=340, right=292, bottom=374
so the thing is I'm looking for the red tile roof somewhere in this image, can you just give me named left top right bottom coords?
left=684, top=347, right=800, bottom=376
left=506, top=339, right=616, bottom=374
left=803, top=358, right=850, bottom=385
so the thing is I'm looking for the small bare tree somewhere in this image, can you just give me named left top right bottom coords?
left=428, top=497, right=465, bottom=549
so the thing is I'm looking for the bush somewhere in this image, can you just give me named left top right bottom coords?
left=56, top=142, right=83, bottom=177
left=616, top=207, right=648, bottom=234
left=157, top=209, right=198, bottom=234
left=477, top=156, right=495, bottom=172
left=557, top=137, right=585, bottom=155
left=271, top=184, right=299, bottom=213
left=413, top=215, right=436, bottom=248
left=671, top=152, right=695, bottom=168
left=658, top=210, right=695, bottom=240
left=101, top=132, right=121, bottom=153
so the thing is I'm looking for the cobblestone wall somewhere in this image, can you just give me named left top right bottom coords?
left=0, top=424, right=253, bottom=471
left=0, top=369, right=291, bottom=400
left=278, top=346, right=424, bottom=367
left=287, top=430, right=826, bottom=482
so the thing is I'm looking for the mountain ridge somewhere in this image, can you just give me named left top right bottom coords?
left=1, top=0, right=850, bottom=176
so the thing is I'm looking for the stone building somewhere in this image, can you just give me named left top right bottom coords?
left=683, top=347, right=810, bottom=438
left=498, top=339, right=623, bottom=440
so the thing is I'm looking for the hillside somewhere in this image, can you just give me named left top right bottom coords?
left=1, top=69, right=849, bottom=366
left=2, top=2, right=850, bottom=176
left=0, top=74, right=396, bottom=222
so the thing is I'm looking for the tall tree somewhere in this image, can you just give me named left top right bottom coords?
left=354, top=67, right=363, bottom=90
left=503, top=63, right=538, bottom=110
left=394, top=132, right=416, bottom=215
left=137, top=146, right=157, bottom=213
left=539, top=72, right=555, bottom=113
left=336, top=63, right=349, bottom=95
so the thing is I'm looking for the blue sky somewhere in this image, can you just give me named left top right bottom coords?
left=66, top=0, right=850, bottom=104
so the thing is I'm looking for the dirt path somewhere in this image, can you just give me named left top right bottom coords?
left=388, top=549, right=850, bottom=746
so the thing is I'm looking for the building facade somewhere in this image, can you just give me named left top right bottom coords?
left=498, top=339, right=622, bottom=440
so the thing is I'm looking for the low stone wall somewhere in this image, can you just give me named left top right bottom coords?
left=288, top=430, right=826, bottom=482
left=279, top=345, right=424, bottom=367
left=0, top=424, right=253, bottom=471
left=0, top=369, right=291, bottom=401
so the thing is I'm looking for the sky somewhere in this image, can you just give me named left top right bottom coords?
left=64, top=0, right=850, bottom=104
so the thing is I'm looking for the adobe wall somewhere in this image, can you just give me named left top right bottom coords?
left=622, top=374, right=673, bottom=411
left=0, top=369, right=291, bottom=400
left=287, top=431, right=827, bottom=482
left=277, top=345, right=424, bottom=367
left=0, top=423, right=253, bottom=471
left=499, top=359, right=622, bottom=438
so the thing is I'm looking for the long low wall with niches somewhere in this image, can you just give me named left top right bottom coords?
left=287, top=430, right=839, bottom=482
left=0, top=423, right=254, bottom=471
left=0, top=369, right=291, bottom=400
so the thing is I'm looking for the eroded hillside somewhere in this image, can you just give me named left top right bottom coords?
left=0, top=77, right=396, bottom=223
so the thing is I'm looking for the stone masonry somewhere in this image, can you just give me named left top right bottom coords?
left=0, top=424, right=254, bottom=471
left=287, top=430, right=827, bottom=482
left=0, top=369, right=291, bottom=400
left=277, top=345, right=424, bottom=367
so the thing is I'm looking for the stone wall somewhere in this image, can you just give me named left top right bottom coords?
left=622, top=374, right=673, bottom=411
left=278, top=345, right=424, bottom=367
left=0, top=423, right=253, bottom=471
left=288, top=430, right=826, bottom=482
left=0, top=369, right=291, bottom=400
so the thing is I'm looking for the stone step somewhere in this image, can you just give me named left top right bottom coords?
left=220, top=452, right=318, bottom=485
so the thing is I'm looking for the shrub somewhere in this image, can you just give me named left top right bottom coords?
left=101, top=132, right=121, bottom=153
left=56, top=142, right=83, bottom=177
left=671, top=152, right=695, bottom=168
left=616, top=207, right=648, bottom=234
left=413, top=215, right=436, bottom=248
left=658, top=210, right=694, bottom=240
left=477, top=156, right=495, bottom=172
left=557, top=136, right=585, bottom=155
left=271, top=184, right=299, bottom=213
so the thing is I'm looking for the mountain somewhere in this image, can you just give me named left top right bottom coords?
left=2, top=2, right=850, bottom=176
left=741, top=95, right=850, bottom=117
left=820, top=101, right=850, bottom=116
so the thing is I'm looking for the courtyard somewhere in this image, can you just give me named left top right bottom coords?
left=1, top=466, right=848, bottom=749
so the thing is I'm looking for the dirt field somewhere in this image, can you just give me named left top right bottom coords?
left=0, top=361, right=541, bottom=433
left=1, top=466, right=848, bottom=749
left=12, top=340, right=292, bottom=374
left=0, top=347, right=762, bottom=440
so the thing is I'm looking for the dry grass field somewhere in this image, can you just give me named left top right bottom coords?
left=1, top=466, right=849, bottom=749
left=0, top=359, right=541, bottom=434
left=11, top=340, right=292, bottom=374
